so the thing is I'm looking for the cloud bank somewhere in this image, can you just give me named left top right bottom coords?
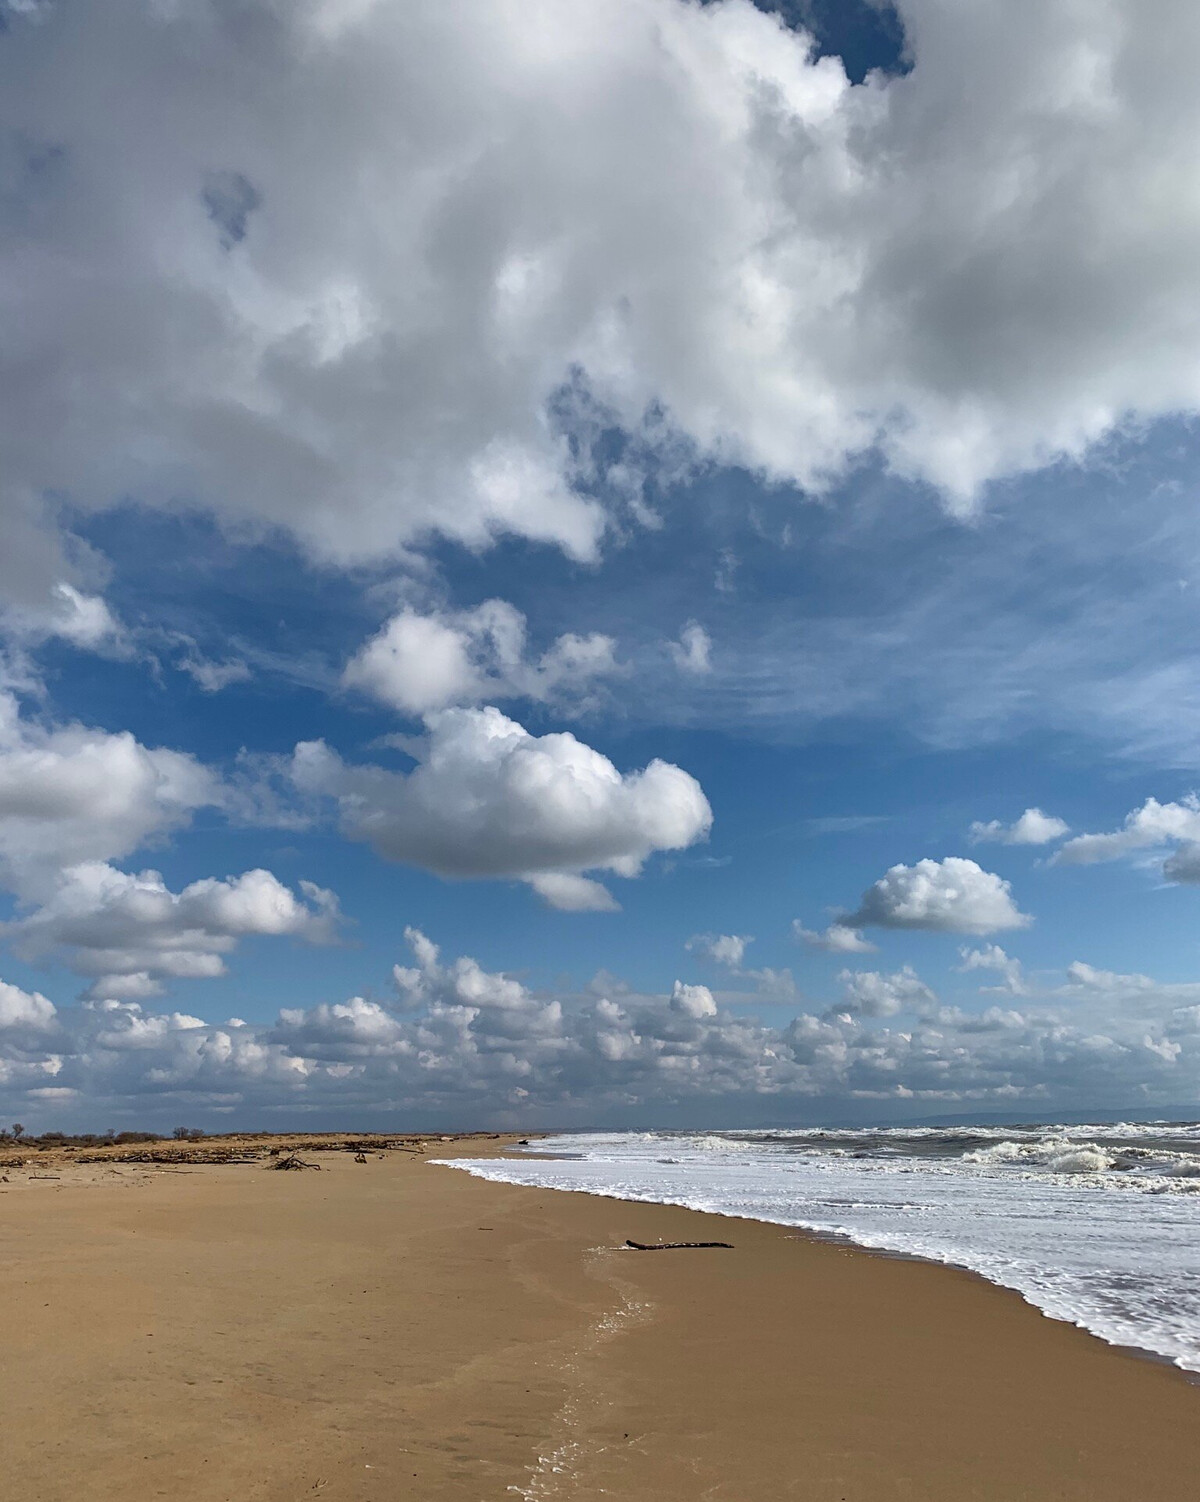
left=2, top=931, right=1197, bottom=1128
left=8, top=0, right=1200, bottom=609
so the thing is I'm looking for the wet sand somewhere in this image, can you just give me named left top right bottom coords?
left=2, top=1133, right=1199, bottom=1500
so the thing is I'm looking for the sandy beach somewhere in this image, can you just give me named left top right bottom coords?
left=2, top=1133, right=1199, bottom=1501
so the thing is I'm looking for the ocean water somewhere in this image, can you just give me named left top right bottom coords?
left=444, top=1123, right=1200, bottom=1372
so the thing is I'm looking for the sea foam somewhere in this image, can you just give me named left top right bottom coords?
left=442, top=1123, right=1200, bottom=1372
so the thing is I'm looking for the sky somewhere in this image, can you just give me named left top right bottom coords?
left=3, top=0, right=1200, bottom=1131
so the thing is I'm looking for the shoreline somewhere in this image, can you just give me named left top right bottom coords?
left=3, top=1131, right=1199, bottom=1499
left=459, top=1129, right=1200, bottom=1381
left=448, top=1154, right=1200, bottom=1382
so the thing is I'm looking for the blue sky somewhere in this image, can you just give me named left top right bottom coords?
left=3, top=0, right=1200, bottom=1128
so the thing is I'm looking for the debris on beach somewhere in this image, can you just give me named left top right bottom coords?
left=74, top=1147, right=261, bottom=1166
left=0, top=1128, right=508, bottom=1179
left=624, top=1239, right=734, bottom=1251
left=268, top=1153, right=321, bottom=1171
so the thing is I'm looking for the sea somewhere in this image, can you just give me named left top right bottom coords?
left=446, top=1123, right=1200, bottom=1372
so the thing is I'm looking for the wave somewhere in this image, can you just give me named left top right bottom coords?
left=964, top=1139, right=1117, bottom=1173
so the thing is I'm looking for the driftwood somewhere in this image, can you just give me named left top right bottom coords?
left=268, top=1152, right=320, bottom=1171
left=625, top=1239, right=733, bottom=1251
left=76, top=1149, right=259, bottom=1165
left=353, top=1152, right=368, bottom=1163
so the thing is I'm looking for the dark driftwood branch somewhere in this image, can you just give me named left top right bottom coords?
left=625, top=1239, right=733, bottom=1251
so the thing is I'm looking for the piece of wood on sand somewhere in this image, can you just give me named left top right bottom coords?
left=624, top=1239, right=733, bottom=1251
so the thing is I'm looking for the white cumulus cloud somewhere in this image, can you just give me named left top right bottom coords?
left=969, top=808, right=1069, bottom=846
left=687, top=932, right=752, bottom=968
left=344, top=600, right=618, bottom=716
left=1063, top=961, right=1158, bottom=995
left=958, top=944, right=1027, bottom=996
left=7, top=863, right=339, bottom=999
left=836, top=965, right=935, bottom=1018
left=0, top=692, right=218, bottom=899
left=0, top=978, right=57, bottom=1032
left=1055, top=797, right=1200, bottom=879
left=845, top=857, right=1031, bottom=935
left=670, top=980, right=718, bottom=1019
left=292, top=705, right=712, bottom=908
left=793, top=921, right=877, bottom=954
left=528, top=872, right=622, bottom=913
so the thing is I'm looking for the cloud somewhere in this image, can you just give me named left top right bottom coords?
left=7, top=863, right=339, bottom=999
left=345, top=609, right=489, bottom=716
left=44, top=585, right=126, bottom=653
left=343, top=600, right=618, bottom=716
left=528, top=872, right=621, bottom=912
left=845, top=857, right=1031, bottom=935
left=1, top=583, right=128, bottom=657
left=958, top=944, right=1027, bottom=995
left=4, top=934, right=1200, bottom=1127
left=1162, top=845, right=1200, bottom=884
left=1062, top=961, right=1158, bottom=995
left=793, top=921, right=877, bottom=954
left=836, top=965, right=935, bottom=1018
left=292, top=705, right=711, bottom=907
left=0, top=692, right=217, bottom=899
left=0, top=978, right=56, bottom=1032
left=804, top=816, right=889, bottom=836
left=669, top=622, right=712, bottom=676
left=9, top=1, right=1200, bottom=600
left=390, top=929, right=544, bottom=1013
left=670, top=980, right=718, bottom=1019
left=1055, top=797, right=1200, bottom=872
left=969, top=808, right=1069, bottom=846
left=177, top=654, right=253, bottom=694
left=687, top=932, right=752, bottom=968
left=685, top=934, right=803, bottom=1003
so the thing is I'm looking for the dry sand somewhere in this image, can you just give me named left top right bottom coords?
left=2, top=1132, right=1199, bottom=1500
